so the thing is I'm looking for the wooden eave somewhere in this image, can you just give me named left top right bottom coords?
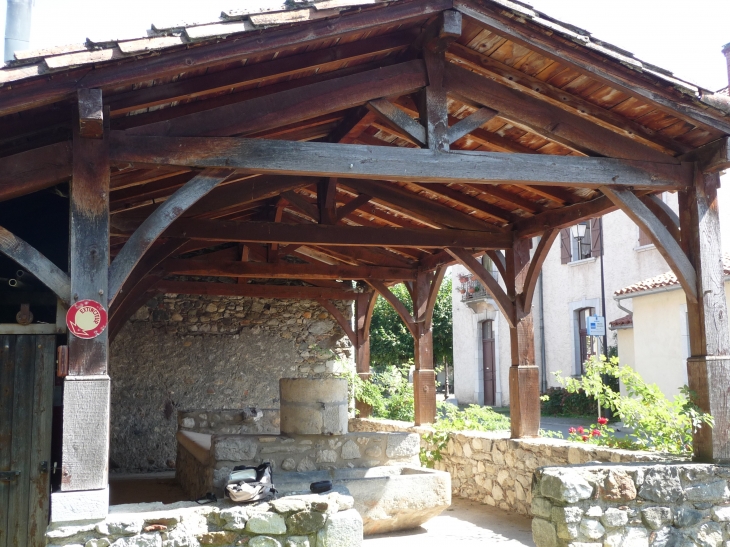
left=0, top=0, right=728, bottom=323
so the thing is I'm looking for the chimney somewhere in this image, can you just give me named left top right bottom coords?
left=724, top=42, right=730, bottom=90
left=4, top=0, right=33, bottom=63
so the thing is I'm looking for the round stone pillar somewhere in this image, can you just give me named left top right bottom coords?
left=279, top=378, right=349, bottom=435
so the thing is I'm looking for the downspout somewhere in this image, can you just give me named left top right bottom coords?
left=538, top=270, right=547, bottom=393
left=4, top=0, right=33, bottom=63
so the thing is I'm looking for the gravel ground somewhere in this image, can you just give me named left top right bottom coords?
left=364, top=497, right=534, bottom=547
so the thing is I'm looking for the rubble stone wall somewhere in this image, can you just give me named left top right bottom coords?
left=109, top=294, right=353, bottom=472
left=349, top=418, right=673, bottom=516
left=46, top=491, right=362, bottom=547
left=531, top=463, right=730, bottom=547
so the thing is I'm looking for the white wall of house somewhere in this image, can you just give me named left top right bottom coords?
left=615, top=281, right=730, bottom=398
left=452, top=196, right=683, bottom=405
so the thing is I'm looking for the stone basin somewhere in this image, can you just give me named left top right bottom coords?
left=275, top=465, right=451, bottom=535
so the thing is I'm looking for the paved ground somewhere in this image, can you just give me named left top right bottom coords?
left=364, top=497, right=534, bottom=547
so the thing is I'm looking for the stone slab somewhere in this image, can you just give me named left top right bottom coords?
left=50, top=486, right=109, bottom=522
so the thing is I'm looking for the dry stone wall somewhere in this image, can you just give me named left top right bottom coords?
left=531, top=463, right=730, bottom=547
left=110, top=294, right=352, bottom=472
left=349, top=418, right=672, bottom=516
left=46, top=491, right=362, bottom=547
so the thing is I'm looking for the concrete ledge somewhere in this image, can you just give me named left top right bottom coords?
left=51, top=486, right=109, bottom=523
left=176, top=430, right=212, bottom=464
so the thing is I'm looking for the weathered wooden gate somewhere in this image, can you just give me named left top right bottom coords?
left=0, top=335, right=55, bottom=547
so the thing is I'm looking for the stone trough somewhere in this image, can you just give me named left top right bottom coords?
left=175, top=378, right=451, bottom=535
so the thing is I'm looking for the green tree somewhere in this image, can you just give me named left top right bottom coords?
left=369, top=277, right=453, bottom=372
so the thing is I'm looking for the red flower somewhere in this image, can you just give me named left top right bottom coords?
left=568, top=427, right=576, bottom=434
left=581, top=435, right=589, bottom=442
left=597, top=417, right=608, bottom=425
left=592, top=429, right=601, bottom=437
left=577, top=426, right=585, bottom=434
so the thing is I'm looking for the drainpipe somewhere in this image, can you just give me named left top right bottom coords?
left=4, top=0, right=33, bottom=63
left=538, top=270, right=548, bottom=393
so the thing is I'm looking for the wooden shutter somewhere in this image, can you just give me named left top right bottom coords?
left=638, top=229, right=652, bottom=247
left=560, top=228, right=571, bottom=264
left=590, top=218, right=602, bottom=257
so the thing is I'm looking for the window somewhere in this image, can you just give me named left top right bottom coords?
left=577, top=307, right=597, bottom=373
left=560, top=219, right=602, bottom=264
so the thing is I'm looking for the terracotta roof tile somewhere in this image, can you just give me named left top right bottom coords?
left=615, top=254, right=730, bottom=296
left=609, top=314, right=633, bottom=329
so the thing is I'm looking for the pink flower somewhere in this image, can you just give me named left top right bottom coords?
left=581, top=435, right=589, bottom=442
left=577, top=426, right=585, bottom=435
left=568, top=427, right=576, bottom=434
left=597, top=417, right=608, bottom=425
left=592, top=429, right=601, bottom=437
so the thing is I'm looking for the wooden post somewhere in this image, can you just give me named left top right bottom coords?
left=60, top=93, right=111, bottom=506
left=679, top=169, right=730, bottom=463
left=508, top=238, right=541, bottom=438
left=412, top=268, right=445, bottom=425
left=354, top=290, right=376, bottom=418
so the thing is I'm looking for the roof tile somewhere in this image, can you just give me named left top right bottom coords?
left=615, top=254, right=730, bottom=296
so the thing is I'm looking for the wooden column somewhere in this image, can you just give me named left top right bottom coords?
left=412, top=268, right=445, bottom=425
left=508, top=238, right=541, bottom=438
left=61, top=91, right=111, bottom=499
left=679, top=169, right=730, bottom=463
left=354, top=290, right=376, bottom=418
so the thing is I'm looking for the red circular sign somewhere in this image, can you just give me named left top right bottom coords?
left=66, top=300, right=108, bottom=339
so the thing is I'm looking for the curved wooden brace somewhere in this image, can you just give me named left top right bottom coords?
left=486, top=250, right=507, bottom=281
left=601, top=186, right=698, bottom=303
left=367, top=280, right=417, bottom=338
left=108, top=168, right=233, bottom=305
left=316, top=298, right=356, bottom=345
left=0, top=225, right=71, bottom=304
left=446, top=247, right=516, bottom=327
left=109, top=271, right=164, bottom=342
left=639, top=194, right=681, bottom=243
left=520, top=228, right=558, bottom=313
left=423, top=266, right=446, bottom=331
left=356, top=289, right=378, bottom=343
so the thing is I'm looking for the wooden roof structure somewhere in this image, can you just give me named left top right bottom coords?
left=1, top=0, right=729, bottom=468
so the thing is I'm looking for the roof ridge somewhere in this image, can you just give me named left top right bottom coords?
left=615, top=254, right=730, bottom=296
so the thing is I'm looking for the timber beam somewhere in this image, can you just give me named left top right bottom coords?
left=164, top=259, right=417, bottom=281
left=0, top=141, right=72, bottom=202
left=165, top=218, right=512, bottom=249
left=680, top=137, right=730, bottom=174
left=109, top=133, right=693, bottom=191
left=0, top=225, right=71, bottom=304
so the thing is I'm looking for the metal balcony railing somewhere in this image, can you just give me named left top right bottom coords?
left=456, top=272, right=498, bottom=303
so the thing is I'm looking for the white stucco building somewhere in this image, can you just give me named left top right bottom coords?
left=452, top=186, right=729, bottom=406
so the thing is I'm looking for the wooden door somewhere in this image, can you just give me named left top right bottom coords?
left=482, top=321, right=495, bottom=407
left=0, top=335, right=55, bottom=547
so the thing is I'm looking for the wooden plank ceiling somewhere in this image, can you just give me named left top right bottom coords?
left=0, top=0, right=728, bottom=312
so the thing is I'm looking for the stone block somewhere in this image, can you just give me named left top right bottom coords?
left=675, top=506, right=704, bottom=528
left=220, top=507, right=250, bottom=531
left=86, top=539, right=111, bottom=547
left=602, top=470, right=637, bottom=502
left=601, top=508, right=628, bottom=528
left=247, top=513, right=287, bottom=535
left=316, top=509, right=362, bottom=547
left=213, top=437, right=258, bottom=461
left=639, top=468, right=682, bottom=503
left=341, top=440, right=361, bottom=460
left=696, top=522, right=723, bottom=547
left=285, top=537, right=310, bottom=547
left=532, top=518, right=557, bottom=547
left=385, top=434, right=420, bottom=459
left=110, top=534, right=163, bottom=547
left=641, top=507, right=672, bottom=530
left=579, top=519, right=605, bottom=540
left=249, top=537, right=282, bottom=547
left=711, top=506, right=730, bottom=521
left=540, top=470, right=593, bottom=503
left=531, top=497, right=552, bottom=519
left=684, top=481, right=730, bottom=503
left=285, top=511, right=327, bottom=535
left=271, top=499, right=308, bottom=514
left=621, top=527, right=649, bottom=547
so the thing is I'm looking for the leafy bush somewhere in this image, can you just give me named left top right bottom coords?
left=541, top=386, right=597, bottom=417
left=434, top=402, right=510, bottom=432
left=349, top=366, right=415, bottom=422
left=553, top=355, right=713, bottom=454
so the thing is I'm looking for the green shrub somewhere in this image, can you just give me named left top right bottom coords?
left=554, top=355, right=713, bottom=454
left=434, top=402, right=510, bottom=432
left=541, top=386, right=597, bottom=417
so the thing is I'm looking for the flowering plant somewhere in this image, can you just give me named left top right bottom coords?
left=567, top=416, right=613, bottom=445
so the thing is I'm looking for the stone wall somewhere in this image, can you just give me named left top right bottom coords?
left=349, top=418, right=673, bottom=516
left=110, top=294, right=353, bottom=472
left=531, top=463, right=730, bottom=547
left=46, top=491, right=362, bottom=547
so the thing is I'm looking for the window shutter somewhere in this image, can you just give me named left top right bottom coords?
left=638, top=229, right=652, bottom=247
left=590, top=218, right=602, bottom=257
left=560, top=228, right=571, bottom=264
